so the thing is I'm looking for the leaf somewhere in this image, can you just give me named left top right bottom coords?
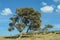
left=8, top=27, right=14, bottom=31
left=9, top=23, right=14, bottom=27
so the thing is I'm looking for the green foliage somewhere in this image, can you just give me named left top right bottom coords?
left=8, top=8, right=41, bottom=33
left=9, top=22, right=15, bottom=27
left=45, top=24, right=53, bottom=28
left=10, top=16, right=18, bottom=23
left=8, top=27, right=14, bottom=31
left=42, top=24, right=53, bottom=33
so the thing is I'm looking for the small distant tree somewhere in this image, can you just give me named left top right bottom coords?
left=42, top=24, right=53, bottom=32
left=8, top=8, right=41, bottom=33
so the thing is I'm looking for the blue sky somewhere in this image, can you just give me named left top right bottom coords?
left=0, top=0, right=60, bottom=36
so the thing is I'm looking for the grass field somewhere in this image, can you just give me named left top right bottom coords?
left=0, top=33, right=60, bottom=40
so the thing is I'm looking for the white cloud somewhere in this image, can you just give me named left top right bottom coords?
left=57, top=5, right=60, bottom=9
left=42, top=2, right=47, bottom=6
left=40, top=6, right=54, bottom=13
left=56, top=5, right=60, bottom=13
left=0, top=8, right=12, bottom=16
left=53, top=0, right=60, bottom=2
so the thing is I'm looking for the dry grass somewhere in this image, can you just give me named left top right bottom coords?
left=0, top=33, right=60, bottom=40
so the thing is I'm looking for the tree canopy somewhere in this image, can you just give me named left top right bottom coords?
left=42, top=24, right=53, bottom=32
left=8, top=8, right=41, bottom=33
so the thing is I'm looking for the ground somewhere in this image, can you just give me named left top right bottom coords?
left=0, top=33, right=60, bottom=40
